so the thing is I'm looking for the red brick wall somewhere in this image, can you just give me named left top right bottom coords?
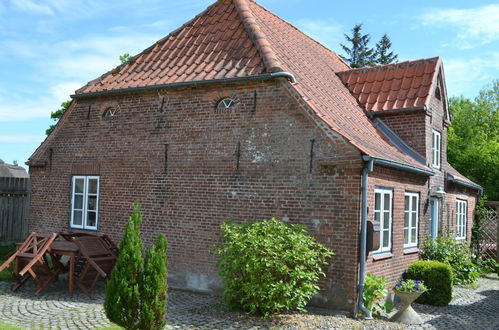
left=29, top=79, right=363, bottom=311
left=365, top=165, right=428, bottom=284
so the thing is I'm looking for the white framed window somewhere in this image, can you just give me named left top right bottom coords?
left=456, top=200, right=467, bottom=240
left=404, top=192, right=419, bottom=248
left=374, top=188, right=393, bottom=253
left=216, top=98, right=236, bottom=110
left=431, top=130, right=441, bottom=169
left=71, top=176, right=100, bottom=230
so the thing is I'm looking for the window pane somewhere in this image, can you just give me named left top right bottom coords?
left=383, top=231, right=389, bottom=247
left=411, top=212, right=417, bottom=227
left=404, top=196, right=409, bottom=211
left=74, top=195, right=83, bottom=210
left=404, top=229, right=409, bottom=244
left=374, top=211, right=380, bottom=222
left=404, top=212, right=409, bottom=227
left=375, top=193, right=380, bottom=211
left=75, top=179, right=84, bottom=193
left=88, top=179, right=98, bottom=194
left=384, top=194, right=390, bottom=211
left=87, top=211, right=97, bottom=227
left=73, top=210, right=83, bottom=225
left=88, top=195, right=97, bottom=211
left=411, top=228, right=417, bottom=242
left=412, top=196, right=417, bottom=211
left=383, top=212, right=390, bottom=228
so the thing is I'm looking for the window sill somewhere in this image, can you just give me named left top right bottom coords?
left=403, top=247, right=419, bottom=255
left=372, top=252, right=393, bottom=261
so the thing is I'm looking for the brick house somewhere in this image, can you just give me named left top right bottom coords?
left=27, top=0, right=481, bottom=312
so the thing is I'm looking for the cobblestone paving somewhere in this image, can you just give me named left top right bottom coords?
left=0, top=274, right=497, bottom=329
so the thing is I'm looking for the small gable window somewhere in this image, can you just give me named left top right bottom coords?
left=216, top=98, right=236, bottom=110
left=435, top=87, right=442, bottom=101
left=431, top=129, right=441, bottom=170
left=103, top=107, right=117, bottom=118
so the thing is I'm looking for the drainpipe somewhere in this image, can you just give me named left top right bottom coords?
left=356, top=158, right=374, bottom=319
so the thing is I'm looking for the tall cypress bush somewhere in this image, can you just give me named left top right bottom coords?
left=104, top=202, right=169, bottom=329
left=139, top=234, right=168, bottom=330
left=104, top=201, right=143, bottom=327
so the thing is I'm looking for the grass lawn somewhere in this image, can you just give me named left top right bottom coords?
left=0, top=321, right=19, bottom=329
left=0, top=244, right=15, bottom=281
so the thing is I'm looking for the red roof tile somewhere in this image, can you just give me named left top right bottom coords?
left=337, top=58, right=440, bottom=112
left=71, top=0, right=432, bottom=172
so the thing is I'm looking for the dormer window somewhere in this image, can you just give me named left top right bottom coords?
left=216, top=98, right=236, bottom=110
left=432, top=129, right=441, bottom=169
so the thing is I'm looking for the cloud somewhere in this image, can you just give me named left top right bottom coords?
left=293, top=19, right=343, bottom=52
left=443, top=52, right=499, bottom=96
left=0, top=134, right=45, bottom=143
left=420, top=5, right=499, bottom=49
left=10, top=0, right=54, bottom=16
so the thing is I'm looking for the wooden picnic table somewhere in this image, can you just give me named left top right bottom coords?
left=49, top=240, right=79, bottom=296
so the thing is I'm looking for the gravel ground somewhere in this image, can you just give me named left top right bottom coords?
left=0, top=274, right=497, bottom=329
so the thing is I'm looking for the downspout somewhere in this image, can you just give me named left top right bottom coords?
left=356, top=158, right=374, bottom=319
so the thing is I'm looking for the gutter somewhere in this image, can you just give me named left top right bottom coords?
left=446, top=173, right=483, bottom=195
left=356, top=158, right=374, bottom=319
left=362, top=156, right=434, bottom=177
left=71, top=72, right=297, bottom=99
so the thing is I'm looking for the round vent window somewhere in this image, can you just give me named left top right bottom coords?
left=216, top=98, right=236, bottom=110
left=103, top=107, right=117, bottom=118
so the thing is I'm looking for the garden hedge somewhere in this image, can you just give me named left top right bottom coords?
left=407, top=260, right=453, bottom=306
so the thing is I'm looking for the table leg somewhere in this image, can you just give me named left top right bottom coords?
left=69, top=254, right=75, bottom=296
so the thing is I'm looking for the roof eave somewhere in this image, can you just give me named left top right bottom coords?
left=363, top=155, right=434, bottom=176
left=72, top=72, right=296, bottom=99
left=446, top=173, right=483, bottom=193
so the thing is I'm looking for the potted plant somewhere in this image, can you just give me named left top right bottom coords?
left=390, top=279, right=427, bottom=325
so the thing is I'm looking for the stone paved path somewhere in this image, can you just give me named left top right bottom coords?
left=0, top=274, right=497, bottom=329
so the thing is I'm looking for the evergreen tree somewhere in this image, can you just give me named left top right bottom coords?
left=374, top=34, right=398, bottom=65
left=104, top=202, right=144, bottom=328
left=340, top=24, right=374, bottom=68
left=139, top=234, right=168, bottom=330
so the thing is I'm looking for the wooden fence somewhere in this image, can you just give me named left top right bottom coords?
left=0, top=177, right=30, bottom=244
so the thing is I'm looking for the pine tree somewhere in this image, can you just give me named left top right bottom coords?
left=374, top=34, right=398, bottom=65
left=104, top=202, right=144, bottom=328
left=139, top=234, right=168, bottom=330
left=340, top=24, right=375, bottom=68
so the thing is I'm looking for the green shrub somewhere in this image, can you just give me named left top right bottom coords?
left=407, top=260, right=453, bottom=306
left=363, top=274, right=393, bottom=316
left=420, top=236, right=479, bottom=285
left=139, top=234, right=168, bottom=330
left=105, top=202, right=144, bottom=327
left=104, top=202, right=169, bottom=330
left=215, top=218, right=334, bottom=317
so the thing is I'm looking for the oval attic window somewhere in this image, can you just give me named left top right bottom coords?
left=216, top=98, right=236, bottom=110
left=103, top=107, right=116, bottom=118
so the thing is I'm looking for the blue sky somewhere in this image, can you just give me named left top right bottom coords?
left=1, top=0, right=498, bottom=168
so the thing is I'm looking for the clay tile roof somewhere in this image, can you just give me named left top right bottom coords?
left=337, top=57, right=440, bottom=112
left=67, top=0, right=432, bottom=173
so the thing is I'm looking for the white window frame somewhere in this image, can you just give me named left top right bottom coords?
left=431, top=130, right=441, bottom=169
left=374, top=188, right=393, bottom=253
left=70, top=175, right=100, bottom=230
left=404, top=192, right=419, bottom=248
left=456, top=199, right=467, bottom=240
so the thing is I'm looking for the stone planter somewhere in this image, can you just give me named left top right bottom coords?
left=390, top=291, right=424, bottom=325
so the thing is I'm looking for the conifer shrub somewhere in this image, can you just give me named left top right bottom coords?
left=407, top=260, right=453, bottom=306
left=139, top=234, right=168, bottom=330
left=215, top=218, right=334, bottom=317
left=104, top=202, right=168, bottom=329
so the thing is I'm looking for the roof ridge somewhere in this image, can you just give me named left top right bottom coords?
left=338, top=57, right=440, bottom=75
left=244, top=0, right=350, bottom=70
left=233, top=0, right=282, bottom=73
